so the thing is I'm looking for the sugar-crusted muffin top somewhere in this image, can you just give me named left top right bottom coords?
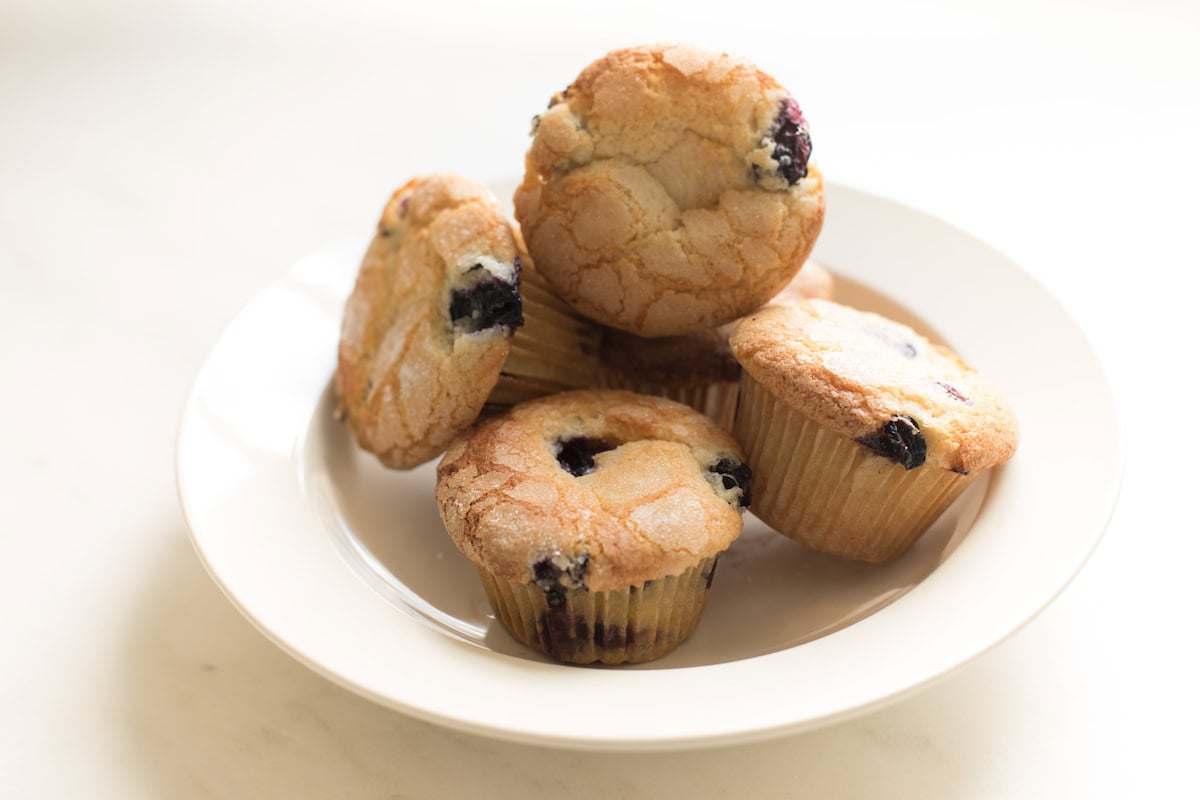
left=514, top=43, right=825, bottom=337
left=730, top=300, right=1018, bottom=473
left=436, top=390, right=749, bottom=591
left=336, top=174, right=523, bottom=469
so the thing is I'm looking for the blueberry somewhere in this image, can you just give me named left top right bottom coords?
left=532, top=553, right=590, bottom=609
left=533, top=557, right=568, bottom=608
left=448, top=271, right=523, bottom=334
left=593, top=622, right=634, bottom=649
left=554, top=437, right=615, bottom=477
left=538, top=609, right=574, bottom=656
left=770, top=97, right=812, bottom=185
left=543, top=585, right=567, bottom=609
left=937, top=381, right=973, bottom=405
left=709, top=458, right=752, bottom=507
left=857, top=416, right=927, bottom=470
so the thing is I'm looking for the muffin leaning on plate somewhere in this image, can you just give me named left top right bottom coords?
left=730, top=300, right=1018, bottom=563
left=436, top=390, right=751, bottom=664
left=336, top=174, right=599, bottom=469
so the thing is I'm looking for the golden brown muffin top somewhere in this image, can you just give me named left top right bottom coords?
left=336, top=174, right=523, bottom=469
left=514, top=43, right=824, bottom=337
left=436, top=390, right=749, bottom=591
left=731, top=301, right=1018, bottom=473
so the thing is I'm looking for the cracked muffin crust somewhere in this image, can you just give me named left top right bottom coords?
left=730, top=300, right=1018, bottom=562
left=437, top=389, right=749, bottom=589
left=436, top=390, right=750, bottom=663
left=337, top=175, right=519, bottom=469
left=514, top=43, right=825, bottom=338
left=731, top=300, right=1018, bottom=474
left=336, top=174, right=599, bottom=470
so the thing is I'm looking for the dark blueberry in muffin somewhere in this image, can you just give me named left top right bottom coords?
left=710, top=458, right=752, bottom=507
left=770, top=97, right=812, bottom=185
left=594, top=622, right=632, bottom=649
left=937, top=381, right=973, bottom=405
left=532, top=553, right=590, bottom=608
left=449, top=271, right=523, bottom=334
left=857, top=416, right=927, bottom=470
left=554, top=437, right=616, bottom=477
left=541, top=585, right=567, bottom=608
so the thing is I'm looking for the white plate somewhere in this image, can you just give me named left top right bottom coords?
left=176, top=183, right=1122, bottom=750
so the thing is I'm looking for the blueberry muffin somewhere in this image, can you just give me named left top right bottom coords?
left=336, top=175, right=599, bottom=469
left=514, top=43, right=825, bottom=337
left=436, top=390, right=751, bottom=664
left=730, top=300, right=1018, bottom=563
left=596, top=260, right=836, bottom=429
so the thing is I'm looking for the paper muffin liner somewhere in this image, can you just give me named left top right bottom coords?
left=487, top=268, right=602, bottom=406
left=478, top=557, right=719, bottom=665
left=734, top=374, right=978, bottom=563
left=596, top=372, right=740, bottom=431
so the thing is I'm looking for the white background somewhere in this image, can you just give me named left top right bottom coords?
left=1, top=0, right=1196, bottom=796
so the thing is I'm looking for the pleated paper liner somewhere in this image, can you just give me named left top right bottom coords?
left=478, top=557, right=719, bottom=665
left=596, top=372, right=740, bottom=431
left=734, top=374, right=978, bottom=563
left=487, top=267, right=602, bottom=406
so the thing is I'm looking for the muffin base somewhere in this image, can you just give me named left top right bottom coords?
left=596, top=374, right=739, bottom=432
left=735, top=375, right=977, bottom=563
left=478, top=558, right=718, bottom=665
left=487, top=267, right=602, bottom=406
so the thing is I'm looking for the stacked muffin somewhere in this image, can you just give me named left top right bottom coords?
left=335, top=44, right=1017, bottom=665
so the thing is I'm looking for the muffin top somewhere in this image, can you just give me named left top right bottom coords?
left=336, top=174, right=523, bottom=469
left=514, top=43, right=825, bottom=337
left=730, top=300, right=1018, bottom=473
left=436, top=390, right=749, bottom=592
left=598, top=259, right=834, bottom=386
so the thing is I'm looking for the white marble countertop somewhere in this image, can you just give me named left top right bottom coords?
left=2, top=1, right=1195, bottom=796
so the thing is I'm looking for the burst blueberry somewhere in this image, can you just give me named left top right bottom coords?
left=770, top=97, right=812, bottom=185
left=448, top=271, right=523, bottom=334
left=532, top=553, right=590, bottom=608
left=857, top=416, right=927, bottom=470
left=553, top=437, right=615, bottom=477
left=709, top=458, right=752, bottom=507
left=937, top=381, right=973, bottom=405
